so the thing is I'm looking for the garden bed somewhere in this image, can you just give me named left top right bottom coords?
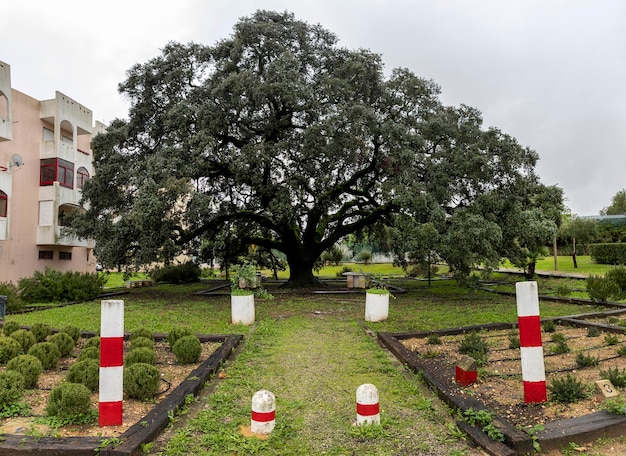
left=0, top=330, right=242, bottom=456
left=379, top=313, right=626, bottom=454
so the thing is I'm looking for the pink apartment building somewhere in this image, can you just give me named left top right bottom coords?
left=0, top=61, right=101, bottom=284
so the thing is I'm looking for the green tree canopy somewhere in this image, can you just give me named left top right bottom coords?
left=70, top=10, right=560, bottom=286
left=601, top=189, right=626, bottom=215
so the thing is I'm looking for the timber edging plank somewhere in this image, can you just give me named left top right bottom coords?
left=0, top=334, right=243, bottom=456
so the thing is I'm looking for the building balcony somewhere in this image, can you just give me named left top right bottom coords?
left=36, top=225, right=94, bottom=248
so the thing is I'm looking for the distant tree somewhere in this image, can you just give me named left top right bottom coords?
left=69, top=10, right=558, bottom=287
left=560, top=217, right=600, bottom=268
left=601, top=189, right=626, bottom=215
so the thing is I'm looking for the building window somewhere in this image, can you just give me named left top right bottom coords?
left=38, top=250, right=53, bottom=260
left=76, top=167, right=90, bottom=189
left=59, top=251, right=72, bottom=260
left=0, top=190, right=6, bottom=217
left=40, top=158, right=74, bottom=188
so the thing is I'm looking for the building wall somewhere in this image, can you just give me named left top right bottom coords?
left=0, top=61, right=98, bottom=284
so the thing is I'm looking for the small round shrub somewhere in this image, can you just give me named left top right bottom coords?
left=46, top=383, right=92, bottom=421
left=0, top=370, right=25, bottom=407
left=0, top=336, right=22, bottom=364
left=124, top=363, right=160, bottom=400
left=8, top=329, right=36, bottom=353
left=6, top=354, right=43, bottom=389
left=28, top=342, right=61, bottom=370
left=83, top=336, right=100, bottom=349
left=67, top=359, right=99, bottom=392
left=168, top=327, right=192, bottom=349
left=125, top=347, right=156, bottom=366
left=30, top=323, right=51, bottom=342
left=130, top=336, right=154, bottom=351
left=458, top=332, right=488, bottom=366
left=586, top=275, right=621, bottom=302
left=548, top=373, right=591, bottom=404
left=2, top=321, right=21, bottom=336
left=130, top=328, right=153, bottom=341
left=77, top=346, right=100, bottom=362
left=60, top=325, right=81, bottom=344
left=172, top=335, right=202, bottom=364
left=48, top=332, right=75, bottom=357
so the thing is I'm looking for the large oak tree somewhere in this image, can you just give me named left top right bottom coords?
left=71, top=11, right=559, bottom=286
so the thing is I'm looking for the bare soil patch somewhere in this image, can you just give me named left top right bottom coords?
left=0, top=338, right=220, bottom=438
left=401, top=325, right=626, bottom=430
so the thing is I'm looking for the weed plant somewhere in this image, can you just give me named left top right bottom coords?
left=605, top=333, right=620, bottom=346
left=600, top=367, right=626, bottom=388
left=587, top=327, right=601, bottom=337
left=458, top=332, right=489, bottom=366
left=548, top=373, right=591, bottom=403
left=426, top=333, right=441, bottom=345
left=508, top=331, right=520, bottom=349
left=542, top=320, right=556, bottom=333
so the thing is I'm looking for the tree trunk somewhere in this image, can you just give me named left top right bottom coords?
left=285, top=252, right=321, bottom=288
left=525, top=261, right=536, bottom=279
left=553, top=235, right=558, bottom=271
left=572, top=237, right=578, bottom=268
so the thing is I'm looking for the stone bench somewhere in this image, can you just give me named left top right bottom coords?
left=126, top=279, right=155, bottom=289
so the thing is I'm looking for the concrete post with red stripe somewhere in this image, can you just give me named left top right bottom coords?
left=356, top=383, right=380, bottom=425
left=515, top=281, right=547, bottom=404
left=99, top=299, right=124, bottom=426
left=251, top=390, right=275, bottom=434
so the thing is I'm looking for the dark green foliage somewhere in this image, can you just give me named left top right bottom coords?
left=575, top=351, right=599, bottom=367
left=172, top=335, right=202, bottom=364
left=0, top=336, right=22, bottom=364
left=551, top=332, right=566, bottom=343
left=130, top=336, right=154, bottom=350
left=30, top=323, right=51, bottom=342
left=48, top=332, right=76, bottom=357
left=168, top=326, right=193, bottom=349
left=542, top=320, right=556, bottom=333
left=28, top=342, right=61, bottom=370
left=151, top=262, right=201, bottom=284
left=67, top=359, right=99, bottom=392
left=60, top=325, right=81, bottom=344
left=550, top=340, right=570, bottom=354
left=508, top=332, right=520, bottom=349
left=461, top=408, right=505, bottom=442
left=617, top=345, right=626, bottom=357
left=605, top=333, right=620, bottom=346
left=9, top=329, right=36, bottom=353
left=0, top=282, right=25, bottom=313
left=124, top=363, right=160, bottom=400
left=458, top=332, right=488, bottom=366
left=426, top=333, right=441, bottom=345
left=548, top=373, right=590, bottom=403
left=17, top=267, right=107, bottom=304
left=130, top=328, right=153, bottom=341
left=590, top=243, right=626, bottom=265
left=586, top=275, right=621, bottom=302
left=83, top=336, right=100, bottom=349
left=46, top=382, right=92, bottom=421
left=6, top=355, right=43, bottom=389
left=2, top=320, right=21, bottom=336
left=126, top=347, right=156, bottom=366
left=0, top=370, right=25, bottom=407
left=587, top=327, right=601, bottom=337
left=77, top=346, right=100, bottom=362
left=601, top=367, right=626, bottom=388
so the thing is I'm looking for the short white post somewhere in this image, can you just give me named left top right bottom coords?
left=99, top=299, right=124, bottom=426
left=516, top=281, right=547, bottom=404
left=356, top=383, right=380, bottom=425
left=365, top=292, right=389, bottom=322
left=251, top=390, right=275, bottom=434
left=231, top=294, right=255, bottom=325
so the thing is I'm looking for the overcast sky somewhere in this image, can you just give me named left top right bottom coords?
left=2, top=0, right=624, bottom=215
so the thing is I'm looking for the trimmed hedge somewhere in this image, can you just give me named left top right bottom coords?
left=590, top=243, right=626, bottom=265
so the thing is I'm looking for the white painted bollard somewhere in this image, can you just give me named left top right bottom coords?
left=516, top=281, right=547, bottom=404
left=99, top=299, right=124, bottom=426
left=251, top=390, right=275, bottom=434
left=365, top=292, right=389, bottom=322
left=356, top=383, right=380, bottom=425
left=231, top=294, right=255, bottom=325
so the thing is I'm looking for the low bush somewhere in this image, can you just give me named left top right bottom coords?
left=458, top=332, right=488, bottom=366
left=151, top=262, right=201, bottom=284
left=130, top=336, right=154, bottom=351
left=60, top=325, right=81, bottom=344
left=426, top=333, right=441, bottom=345
left=77, top=346, right=99, bottom=362
left=590, top=243, right=626, bottom=265
left=0, top=336, right=22, bottom=364
left=586, top=275, right=621, bottom=302
left=124, top=363, right=160, bottom=400
left=605, top=333, right=621, bottom=346
left=542, top=320, right=556, bottom=333
left=8, top=329, right=36, bottom=353
left=84, top=337, right=100, bottom=349
left=601, top=367, right=626, bottom=388
left=606, top=266, right=626, bottom=293
left=587, top=327, right=601, bottom=337
left=0, top=370, right=25, bottom=408
left=168, top=326, right=193, bottom=349
left=67, top=359, right=99, bottom=392
left=508, top=332, right=520, bottom=349
left=575, top=351, right=599, bottom=367
left=130, top=328, right=153, bottom=341
left=48, top=332, right=76, bottom=357
left=548, top=373, right=591, bottom=403
left=46, top=383, right=92, bottom=421
left=30, top=323, right=51, bottom=342
left=172, top=335, right=202, bottom=364
left=18, top=267, right=107, bottom=304
left=0, top=282, right=25, bottom=313
left=125, top=347, right=156, bottom=366
left=6, top=354, right=43, bottom=389
left=2, top=320, right=21, bottom=336
left=28, top=342, right=61, bottom=370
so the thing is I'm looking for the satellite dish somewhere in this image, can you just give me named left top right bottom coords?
left=11, top=154, right=23, bottom=167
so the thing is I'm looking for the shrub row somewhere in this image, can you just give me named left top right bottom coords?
left=590, top=243, right=626, bottom=265
left=17, top=267, right=107, bottom=304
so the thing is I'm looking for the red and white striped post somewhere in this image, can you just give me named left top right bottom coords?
left=99, top=299, right=124, bottom=426
left=515, top=281, right=547, bottom=404
left=251, top=390, right=275, bottom=434
left=356, top=384, right=380, bottom=425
